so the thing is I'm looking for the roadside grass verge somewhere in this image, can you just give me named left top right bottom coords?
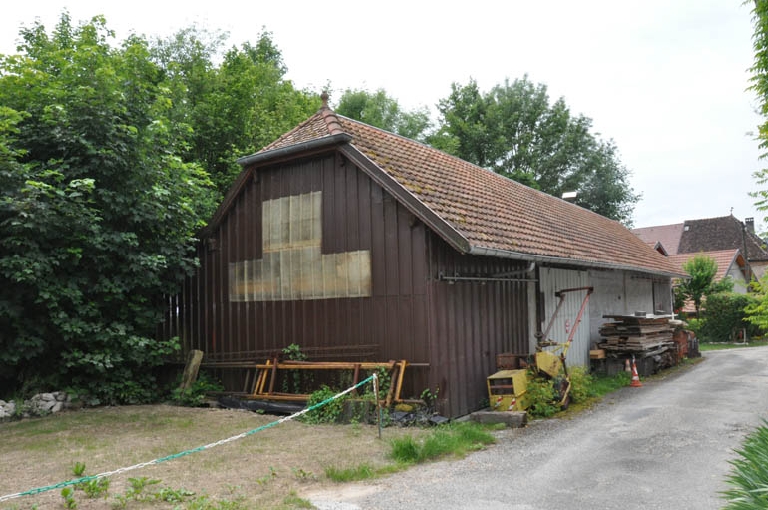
left=722, top=420, right=768, bottom=509
left=700, top=339, right=768, bottom=351
left=324, top=421, right=502, bottom=483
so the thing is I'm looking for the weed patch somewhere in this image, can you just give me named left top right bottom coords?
left=388, top=422, right=495, bottom=465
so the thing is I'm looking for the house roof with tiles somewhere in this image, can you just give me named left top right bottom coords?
left=632, top=223, right=684, bottom=255
left=677, top=215, right=768, bottom=261
left=667, top=249, right=746, bottom=282
left=221, top=99, right=681, bottom=277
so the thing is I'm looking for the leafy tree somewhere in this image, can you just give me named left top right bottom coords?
left=749, top=0, right=768, bottom=222
left=430, top=76, right=639, bottom=224
left=0, top=13, right=212, bottom=402
left=335, top=88, right=432, bottom=141
left=150, top=28, right=320, bottom=196
left=676, top=254, right=733, bottom=316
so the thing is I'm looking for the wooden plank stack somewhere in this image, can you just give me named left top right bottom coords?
left=598, top=314, right=676, bottom=357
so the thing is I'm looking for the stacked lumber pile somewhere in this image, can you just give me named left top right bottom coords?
left=598, top=314, right=676, bottom=359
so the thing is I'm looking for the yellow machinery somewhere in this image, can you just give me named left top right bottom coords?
left=487, top=369, right=529, bottom=411
left=487, top=286, right=593, bottom=412
left=531, top=286, right=593, bottom=410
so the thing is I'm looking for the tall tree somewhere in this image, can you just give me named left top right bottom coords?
left=335, top=88, right=432, bottom=142
left=151, top=29, right=320, bottom=196
left=676, top=255, right=733, bottom=316
left=749, top=0, right=768, bottom=225
left=0, top=14, right=212, bottom=402
left=431, top=77, right=639, bottom=224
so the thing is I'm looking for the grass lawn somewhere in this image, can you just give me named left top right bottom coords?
left=0, top=405, right=431, bottom=509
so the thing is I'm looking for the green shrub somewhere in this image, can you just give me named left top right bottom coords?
left=525, top=372, right=559, bottom=418
left=722, top=421, right=768, bottom=509
left=567, top=366, right=593, bottom=402
left=301, top=385, right=346, bottom=424
left=698, top=292, right=760, bottom=342
left=171, top=371, right=224, bottom=407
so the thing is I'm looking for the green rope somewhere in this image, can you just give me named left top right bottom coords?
left=0, top=374, right=376, bottom=503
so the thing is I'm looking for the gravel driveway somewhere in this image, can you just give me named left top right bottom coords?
left=308, top=347, right=768, bottom=510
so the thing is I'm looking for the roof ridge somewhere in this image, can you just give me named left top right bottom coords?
left=317, top=91, right=344, bottom=136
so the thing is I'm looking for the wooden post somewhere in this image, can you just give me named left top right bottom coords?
left=179, top=350, right=204, bottom=394
left=374, top=373, right=381, bottom=439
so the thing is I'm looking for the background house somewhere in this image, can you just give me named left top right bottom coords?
left=162, top=98, right=681, bottom=417
left=634, top=215, right=768, bottom=280
left=666, top=249, right=749, bottom=314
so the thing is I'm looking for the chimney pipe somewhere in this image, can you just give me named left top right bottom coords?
left=746, top=217, right=755, bottom=234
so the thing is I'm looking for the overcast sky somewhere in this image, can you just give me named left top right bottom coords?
left=1, top=0, right=764, bottom=229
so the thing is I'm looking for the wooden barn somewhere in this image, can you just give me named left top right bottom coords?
left=163, top=95, right=680, bottom=418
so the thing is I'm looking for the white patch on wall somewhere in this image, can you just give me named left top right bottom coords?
left=229, top=191, right=372, bottom=301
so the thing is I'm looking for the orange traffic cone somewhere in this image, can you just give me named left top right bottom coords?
left=630, top=356, right=642, bottom=387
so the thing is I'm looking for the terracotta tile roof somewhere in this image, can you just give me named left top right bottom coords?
left=666, top=249, right=745, bottom=282
left=632, top=223, right=684, bottom=254
left=255, top=107, right=681, bottom=276
left=676, top=215, right=768, bottom=261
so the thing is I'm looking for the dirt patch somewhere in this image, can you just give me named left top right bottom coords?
left=0, top=404, right=425, bottom=509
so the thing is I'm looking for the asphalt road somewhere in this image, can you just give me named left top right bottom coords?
left=309, top=347, right=768, bottom=510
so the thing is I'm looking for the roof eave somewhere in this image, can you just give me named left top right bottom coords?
left=236, top=133, right=353, bottom=167
left=468, top=246, right=684, bottom=278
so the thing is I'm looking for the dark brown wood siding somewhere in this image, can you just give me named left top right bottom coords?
left=166, top=150, right=530, bottom=417
left=425, top=233, right=529, bottom=417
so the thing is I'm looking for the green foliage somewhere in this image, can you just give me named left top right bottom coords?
left=0, top=13, right=211, bottom=403
left=430, top=76, right=639, bottom=224
left=420, top=386, right=440, bottom=413
left=525, top=372, right=559, bottom=418
left=722, top=421, right=768, bottom=509
left=80, top=478, right=110, bottom=499
left=694, top=292, right=760, bottom=342
left=365, top=367, right=392, bottom=401
left=71, top=462, right=86, bottom=477
left=388, top=422, right=495, bottom=464
left=567, top=366, right=594, bottom=403
left=124, top=477, right=162, bottom=500
left=745, top=276, right=768, bottom=333
left=171, top=371, right=224, bottom=407
left=590, top=372, right=631, bottom=395
left=749, top=0, right=768, bottom=221
left=389, top=435, right=420, bottom=463
left=676, top=255, right=725, bottom=316
left=153, top=486, right=195, bottom=503
left=335, top=88, right=432, bottom=141
left=324, top=463, right=375, bottom=482
left=151, top=28, right=319, bottom=196
left=60, top=486, right=77, bottom=509
left=281, top=343, right=309, bottom=394
left=301, top=385, right=346, bottom=424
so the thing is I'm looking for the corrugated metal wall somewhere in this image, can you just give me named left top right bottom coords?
left=537, top=266, right=591, bottom=368
left=163, top=149, right=531, bottom=417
